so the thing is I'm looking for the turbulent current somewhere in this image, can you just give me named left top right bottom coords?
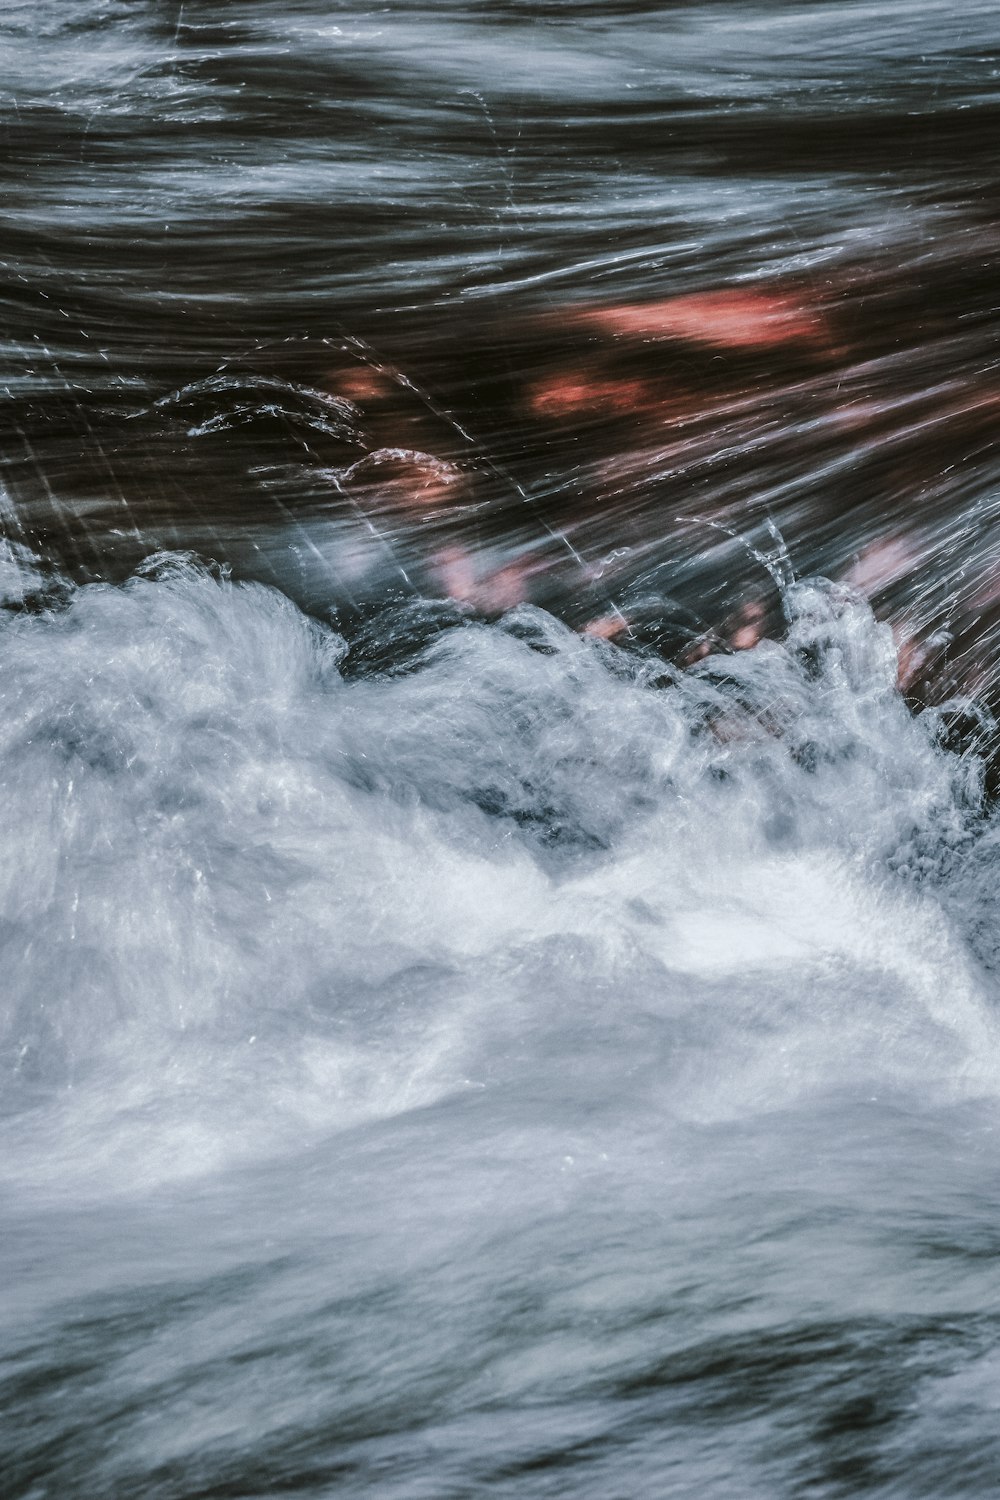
left=5, top=554, right=1000, bottom=1496
left=5, top=0, right=1000, bottom=1495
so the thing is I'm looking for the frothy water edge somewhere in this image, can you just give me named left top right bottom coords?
left=0, top=549, right=991, bottom=1181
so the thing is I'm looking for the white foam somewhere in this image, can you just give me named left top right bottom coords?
left=0, top=559, right=995, bottom=1197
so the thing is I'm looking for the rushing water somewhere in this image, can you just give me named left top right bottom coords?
left=4, top=2, right=1000, bottom=1495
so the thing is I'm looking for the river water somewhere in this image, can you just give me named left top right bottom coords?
left=4, top=3, right=1000, bottom=1496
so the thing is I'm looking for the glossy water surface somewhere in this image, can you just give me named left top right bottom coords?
left=4, top=3, right=1000, bottom=1496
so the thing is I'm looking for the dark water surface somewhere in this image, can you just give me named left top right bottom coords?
left=4, top=2, right=1000, bottom=1495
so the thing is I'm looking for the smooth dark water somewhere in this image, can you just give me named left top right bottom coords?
left=4, top=3, right=1000, bottom=1496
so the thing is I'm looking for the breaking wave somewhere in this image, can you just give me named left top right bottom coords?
left=4, top=553, right=1000, bottom=1494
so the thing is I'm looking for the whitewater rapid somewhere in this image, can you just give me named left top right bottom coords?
left=3, top=550, right=1000, bottom=1495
